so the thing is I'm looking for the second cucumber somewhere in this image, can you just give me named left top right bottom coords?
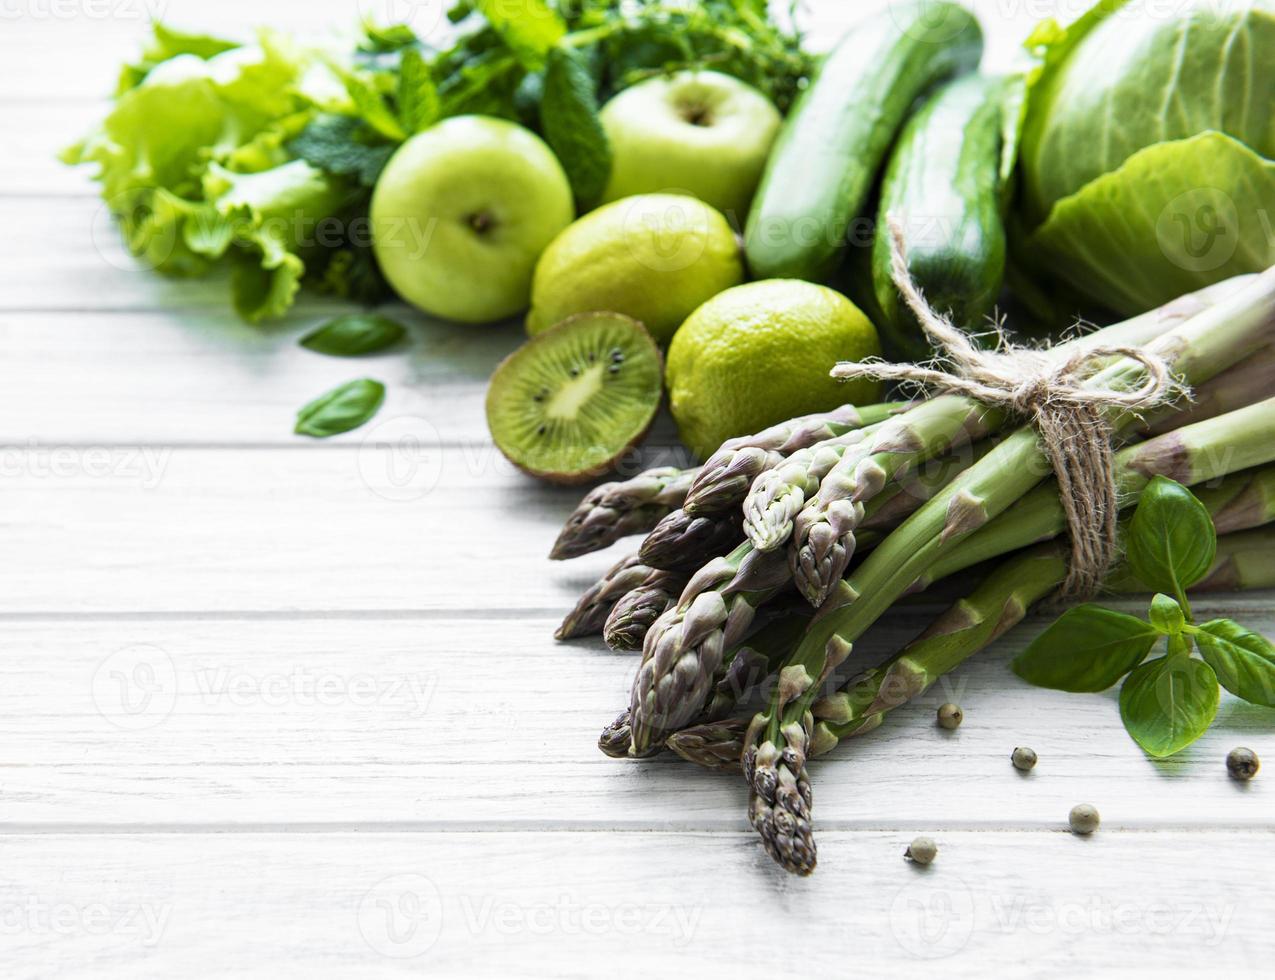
left=872, top=73, right=1015, bottom=359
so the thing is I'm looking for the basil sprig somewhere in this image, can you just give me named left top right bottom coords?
left=1014, top=476, right=1275, bottom=757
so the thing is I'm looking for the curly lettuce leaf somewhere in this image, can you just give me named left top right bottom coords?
left=195, top=160, right=348, bottom=322
left=64, top=27, right=346, bottom=320
left=1024, top=131, right=1275, bottom=314
left=116, top=22, right=241, bottom=93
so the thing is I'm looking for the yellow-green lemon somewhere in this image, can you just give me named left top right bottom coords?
left=526, top=194, right=744, bottom=344
left=667, top=280, right=883, bottom=458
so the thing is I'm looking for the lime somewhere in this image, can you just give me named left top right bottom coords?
left=666, top=280, right=883, bottom=458
left=526, top=194, right=744, bottom=344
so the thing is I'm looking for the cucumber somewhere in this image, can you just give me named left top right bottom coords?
left=744, top=2, right=983, bottom=282
left=871, top=73, right=1013, bottom=359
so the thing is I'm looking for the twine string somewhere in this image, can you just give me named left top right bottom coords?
left=832, top=217, right=1180, bottom=597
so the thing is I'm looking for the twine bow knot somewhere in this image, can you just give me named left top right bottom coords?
left=833, top=218, right=1180, bottom=598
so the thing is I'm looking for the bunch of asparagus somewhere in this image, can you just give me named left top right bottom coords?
left=550, top=270, right=1275, bottom=875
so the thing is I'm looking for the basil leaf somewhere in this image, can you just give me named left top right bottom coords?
left=1012, top=604, right=1158, bottom=692
left=397, top=48, right=440, bottom=135
left=1125, top=476, right=1217, bottom=594
left=294, top=379, right=385, bottom=438
left=1196, top=619, right=1275, bottom=707
left=1119, top=655, right=1219, bottom=758
left=299, top=314, right=406, bottom=357
left=540, top=46, right=612, bottom=210
left=1148, top=593, right=1186, bottom=635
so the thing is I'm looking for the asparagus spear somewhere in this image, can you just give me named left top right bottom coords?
left=603, top=569, right=688, bottom=651
left=599, top=611, right=813, bottom=757
left=673, top=462, right=1275, bottom=767
left=684, top=403, right=906, bottom=515
left=630, top=284, right=1270, bottom=763
left=625, top=440, right=996, bottom=753
left=637, top=508, right=743, bottom=572
left=629, top=542, right=792, bottom=756
left=744, top=271, right=1275, bottom=875
left=669, top=523, right=1275, bottom=770
left=780, top=283, right=1271, bottom=605
left=914, top=400, right=1275, bottom=592
left=1143, top=342, right=1275, bottom=437
left=551, top=467, right=697, bottom=560
left=784, top=396, right=1000, bottom=603
left=555, top=555, right=655, bottom=641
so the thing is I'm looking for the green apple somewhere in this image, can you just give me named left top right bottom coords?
left=599, top=71, right=782, bottom=221
left=371, top=116, right=574, bottom=323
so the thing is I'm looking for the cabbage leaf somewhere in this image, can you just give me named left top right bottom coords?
left=1015, top=0, right=1275, bottom=314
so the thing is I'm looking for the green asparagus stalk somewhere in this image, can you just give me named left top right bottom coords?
left=555, top=555, right=656, bottom=641
left=669, top=522, right=1275, bottom=770
left=858, top=439, right=998, bottom=531
left=784, top=396, right=1000, bottom=603
left=626, top=440, right=1000, bottom=753
left=781, top=280, right=1269, bottom=606
left=603, top=569, right=688, bottom=651
left=744, top=270, right=1275, bottom=875
left=551, top=467, right=697, bottom=560
left=637, top=508, right=743, bottom=571
left=629, top=542, right=792, bottom=755
left=1143, top=342, right=1275, bottom=437
left=599, top=611, right=813, bottom=758
left=914, top=399, right=1275, bottom=592
left=684, top=403, right=906, bottom=515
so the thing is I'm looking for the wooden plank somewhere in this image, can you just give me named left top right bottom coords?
left=0, top=309, right=681, bottom=447
left=0, top=445, right=669, bottom=613
left=0, top=612, right=1271, bottom=826
left=0, top=309, right=513, bottom=445
left=0, top=830, right=1268, bottom=977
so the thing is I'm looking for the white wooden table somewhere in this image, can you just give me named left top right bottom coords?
left=2, top=2, right=1272, bottom=975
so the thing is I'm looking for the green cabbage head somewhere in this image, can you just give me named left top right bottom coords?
left=1017, top=0, right=1275, bottom=314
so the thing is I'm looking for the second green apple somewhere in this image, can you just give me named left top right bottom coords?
left=599, top=70, right=782, bottom=221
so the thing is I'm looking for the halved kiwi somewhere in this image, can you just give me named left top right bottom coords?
left=486, top=312, right=664, bottom=484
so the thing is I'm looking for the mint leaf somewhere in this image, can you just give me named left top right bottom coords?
left=397, top=48, right=440, bottom=135
left=288, top=115, right=394, bottom=187
left=1196, top=619, right=1275, bottom=707
left=338, top=68, right=407, bottom=142
left=540, top=46, right=612, bottom=209
left=1119, top=655, right=1219, bottom=757
left=295, top=379, right=385, bottom=437
left=300, top=314, right=406, bottom=357
left=474, top=0, right=566, bottom=68
left=1012, top=604, right=1158, bottom=692
left=1148, top=593, right=1187, bottom=635
left=1126, top=476, right=1218, bottom=595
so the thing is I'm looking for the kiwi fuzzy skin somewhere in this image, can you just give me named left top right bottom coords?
left=486, top=312, right=664, bottom=485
